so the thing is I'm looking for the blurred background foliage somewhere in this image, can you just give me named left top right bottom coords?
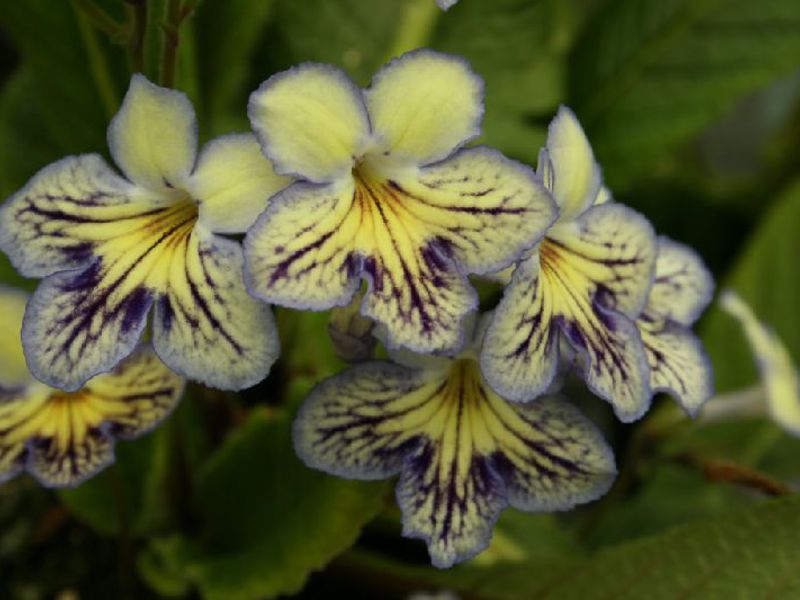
left=0, top=0, right=799, bottom=598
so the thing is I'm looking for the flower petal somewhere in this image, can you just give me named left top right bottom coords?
left=645, top=237, right=714, bottom=326
left=21, top=199, right=201, bottom=391
left=244, top=180, right=363, bottom=311
left=190, top=134, right=291, bottom=234
left=0, top=346, right=183, bottom=487
left=0, top=154, right=159, bottom=278
left=153, top=228, right=279, bottom=390
left=0, top=287, right=33, bottom=389
left=480, top=254, right=560, bottom=402
left=294, top=358, right=615, bottom=568
left=483, top=203, right=656, bottom=421
left=639, top=322, right=713, bottom=417
left=721, top=291, right=800, bottom=435
left=108, top=74, right=197, bottom=191
left=541, top=106, right=603, bottom=222
left=365, top=50, right=483, bottom=166
left=388, top=147, right=557, bottom=274
left=248, top=64, right=369, bottom=182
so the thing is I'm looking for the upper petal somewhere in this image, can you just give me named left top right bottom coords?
left=248, top=64, right=369, bottom=183
left=365, top=50, right=483, bottom=166
left=721, top=291, right=800, bottom=436
left=646, top=236, right=714, bottom=326
left=541, top=106, right=603, bottom=223
left=388, top=147, right=556, bottom=274
left=0, top=154, right=157, bottom=278
left=190, top=134, right=292, bottom=234
left=153, top=228, right=280, bottom=390
left=0, top=287, right=33, bottom=389
left=108, top=74, right=198, bottom=191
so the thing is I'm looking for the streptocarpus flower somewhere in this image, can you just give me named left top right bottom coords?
left=245, top=50, right=556, bottom=355
left=481, top=107, right=657, bottom=422
left=720, top=291, right=800, bottom=435
left=0, top=75, right=289, bottom=392
left=294, top=315, right=615, bottom=568
left=0, top=287, right=183, bottom=487
left=636, top=237, right=714, bottom=416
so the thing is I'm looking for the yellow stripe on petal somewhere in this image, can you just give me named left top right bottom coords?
left=0, top=287, right=32, bottom=389
left=248, top=65, right=369, bottom=182
left=190, top=134, right=291, bottom=234
left=366, top=50, right=483, bottom=166
left=0, top=155, right=163, bottom=278
left=22, top=201, right=200, bottom=391
left=108, top=74, right=197, bottom=191
left=721, top=291, right=800, bottom=435
left=542, top=106, right=603, bottom=222
left=483, top=203, right=656, bottom=420
left=646, top=237, right=714, bottom=326
left=153, top=228, right=280, bottom=390
left=0, top=346, right=182, bottom=487
left=295, top=358, right=614, bottom=568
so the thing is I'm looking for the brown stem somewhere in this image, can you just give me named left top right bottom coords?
left=676, top=452, right=793, bottom=497
left=124, top=0, right=147, bottom=73
left=159, top=0, right=182, bottom=87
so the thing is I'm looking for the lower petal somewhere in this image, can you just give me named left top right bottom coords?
left=22, top=261, right=153, bottom=391
left=387, top=147, right=556, bottom=275
left=244, top=180, right=362, bottom=311
left=480, top=255, right=559, bottom=402
left=567, top=301, right=651, bottom=422
left=640, top=323, right=713, bottom=417
left=0, top=154, right=156, bottom=278
left=154, top=230, right=279, bottom=390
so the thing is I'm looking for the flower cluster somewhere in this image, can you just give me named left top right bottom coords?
left=0, top=49, right=714, bottom=567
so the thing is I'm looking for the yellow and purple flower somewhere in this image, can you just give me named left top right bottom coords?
left=0, top=75, right=289, bottom=392
left=244, top=50, right=556, bottom=355
left=0, top=287, right=184, bottom=487
left=481, top=107, right=657, bottom=422
left=294, top=315, right=615, bottom=568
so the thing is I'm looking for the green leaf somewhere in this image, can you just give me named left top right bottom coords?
left=701, top=179, right=800, bottom=391
left=543, top=494, right=800, bottom=598
left=570, top=0, right=800, bottom=188
left=194, top=0, right=277, bottom=135
left=141, top=408, right=387, bottom=600
left=59, top=426, right=171, bottom=537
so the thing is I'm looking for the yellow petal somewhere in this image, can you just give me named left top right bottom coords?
left=483, top=203, right=657, bottom=421
left=0, top=346, right=183, bottom=487
left=108, top=74, right=197, bottom=191
left=720, top=291, right=800, bottom=435
left=646, top=237, right=714, bottom=326
left=639, top=322, right=713, bottom=417
left=294, top=358, right=615, bottom=568
left=0, top=154, right=159, bottom=278
left=190, top=134, right=292, bottom=234
left=0, top=287, right=32, bottom=389
left=366, top=50, right=483, bottom=166
left=153, top=228, right=280, bottom=390
left=541, top=106, right=603, bottom=222
left=248, top=64, right=369, bottom=182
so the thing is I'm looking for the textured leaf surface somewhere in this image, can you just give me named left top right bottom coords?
left=570, top=0, right=800, bottom=187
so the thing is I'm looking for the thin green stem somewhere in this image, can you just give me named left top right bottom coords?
left=72, top=1, right=119, bottom=118
left=384, top=0, right=440, bottom=61
left=71, top=0, right=125, bottom=38
left=159, top=0, right=182, bottom=87
left=125, top=0, right=148, bottom=73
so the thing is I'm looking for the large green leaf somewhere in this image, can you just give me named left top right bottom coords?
left=701, top=179, right=800, bottom=391
left=570, top=0, right=800, bottom=188
left=141, top=408, right=387, bottom=600
left=543, top=494, right=800, bottom=598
